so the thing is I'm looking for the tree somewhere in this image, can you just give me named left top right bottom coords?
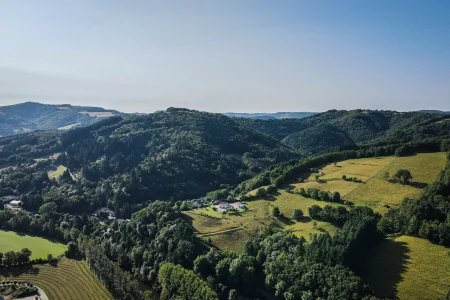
left=331, top=192, right=341, bottom=202
left=393, top=169, right=413, bottom=184
left=342, top=175, right=347, bottom=180
left=47, top=253, right=54, bottom=262
left=3, top=251, right=17, bottom=267
left=309, top=205, right=322, bottom=219
left=266, top=185, right=276, bottom=194
left=180, top=201, right=190, bottom=211
left=292, top=209, right=303, bottom=221
left=18, top=248, right=32, bottom=264
left=159, top=263, right=219, bottom=300
left=39, top=202, right=57, bottom=216
left=229, top=289, right=238, bottom=300
left=65, top=242, right=78, bottom=258
left=256, top=187, right=267, bottom=197
left=272, top=206, right=281, bottom=218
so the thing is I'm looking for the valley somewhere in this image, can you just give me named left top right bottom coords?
left=1, top=106, right=449, bottom=300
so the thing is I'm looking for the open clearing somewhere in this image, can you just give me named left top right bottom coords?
left=0, top=258, right=112, bottom=300
left=0, top=231, right=66, bottom=260
left=362, top=236, right=450, bottom=300
left=58, top=123, right=80, bottom=130
left=47, top=165, right=68, bottom=180
left=184, top=197, right=341, bottom=253
left=79, top=111, right=114, bottom=118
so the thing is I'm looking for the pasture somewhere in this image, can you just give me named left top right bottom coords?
left=184, top=196, right=341, bottom=253
left=188, top=152, right=446, bottom=253
left=290, top=153, right=446, bottom=213
left=0, top=231, right=66, bottom=260
left=0, top=258, right=112, bottom=300
left=362, top=236, right=450, bottom=300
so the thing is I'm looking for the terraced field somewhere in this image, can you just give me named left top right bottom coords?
left=0, top=258, right=112, bottom=300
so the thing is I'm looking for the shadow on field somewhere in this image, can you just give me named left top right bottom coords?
left=0, top=264, right=40, bottom=277
left=360, top=239, right=410, bottom=299
left=408, top=181, right=428, bottom=189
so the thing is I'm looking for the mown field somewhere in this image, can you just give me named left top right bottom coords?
left=0, top=258, right=112, bottom=300
left=361, top=236, right=450, bottom=300
left=185, top=153, right=446, bottom=254
left=0, top=231, right=66, bottom=260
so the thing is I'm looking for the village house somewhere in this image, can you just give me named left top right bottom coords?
left=231, top=201, right=246, bottom=210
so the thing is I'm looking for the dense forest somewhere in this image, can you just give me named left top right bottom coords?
left=234, top=109, right=450, bottom=154
left=1, top=106, right=450, bottom=299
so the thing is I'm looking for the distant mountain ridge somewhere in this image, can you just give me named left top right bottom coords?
left=224, top=112, right=316, bottom=119
left=0, top=102, right=123, bottom=136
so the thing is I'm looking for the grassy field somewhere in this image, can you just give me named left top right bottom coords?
left=189, top=207, right=224, bottom=219
left=47, top=165, right=68, bottom=179
left=362, top=236, right=450, bottom=300
left=187, top=153, right=446, bottom=254
left=0, top=231, right=66, bottom=259
left=288, top=153, right=446, bottom=213
left=0, top=258, right=112, bottom=300
left=184, top=195, right=341, bottom=253
left=58, top=123, right=80, bottom=130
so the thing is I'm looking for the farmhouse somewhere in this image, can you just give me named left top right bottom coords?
left=9, top=200, right=22, bottom=207
left=231, top=201, right=246, bottom=210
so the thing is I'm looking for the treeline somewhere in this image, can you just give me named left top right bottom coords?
left=0, top=248, right=32, bottom=267
left=78, top=236, right=146, bottom=300
left=298, top=187, right=341, bottom=202
left=378, top=151, right=450, bottom=246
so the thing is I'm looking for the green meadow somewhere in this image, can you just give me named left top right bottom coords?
left=0, top=230, right=66, bottom=259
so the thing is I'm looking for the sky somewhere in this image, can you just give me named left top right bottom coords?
left=1, top=0, right=450, bottom=113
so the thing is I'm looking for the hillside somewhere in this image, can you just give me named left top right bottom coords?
left=224, top=112, right=316, bottom=119
left=0, top=102, right=122, bottom=136
left=234, top=110, right=450, bottom=154
left=1, top=106, right=450, bottom=300
left=0, top=108, right=300, bottom=216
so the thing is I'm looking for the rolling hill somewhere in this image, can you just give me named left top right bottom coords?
left=0, top=102, right=122, bottom=136
left=234, top=109, right=450, bottom=154
left=0, top=107, right=301, bottom=216
left=224, top=111, right=316, bottom=119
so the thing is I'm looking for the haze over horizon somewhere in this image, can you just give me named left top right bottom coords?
left=1, top=1, right=450, bottom=113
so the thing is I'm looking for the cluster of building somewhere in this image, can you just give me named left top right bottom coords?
left=1, top=195, right=22, bottom=211
left=212, top=201, right=246, bottom=212
left=190, top=199, right=247, bottom=213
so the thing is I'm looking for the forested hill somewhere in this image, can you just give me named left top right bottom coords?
left=224, top=111, right=316, bottom=119
left=0, top=102, right=122, bottom=136
left=233, top=109, right=450, bottom=155
left=0, top=108, right=300, bottom=216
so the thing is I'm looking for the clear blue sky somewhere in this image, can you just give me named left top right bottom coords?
left=1, top=0, right=449, bottom=113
